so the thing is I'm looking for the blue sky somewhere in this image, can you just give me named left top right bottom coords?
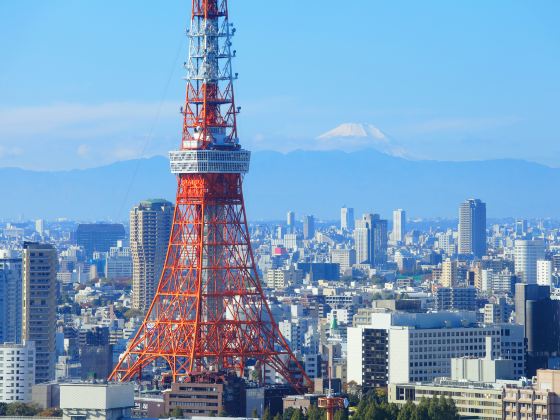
left=1, top=0, right=559, bottom=170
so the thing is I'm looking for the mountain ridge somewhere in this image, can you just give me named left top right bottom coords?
left=1, top=149, right=558, bottom=221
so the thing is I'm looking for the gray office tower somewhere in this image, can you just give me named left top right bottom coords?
left=515, top=283, right=560, bottom=376
left=341, top=207, right=355, bottom=231
left=354, top=214, right=388, bottom=267
left=75, top=223, right=126, bottom=258
left=458, top=199, right=487, bottom=258
left=22, top=242, right=57, bottom=383
left=0, top=250, right=22, bottom=343
left=303, top=215, right=315, bottom=240
left=131, top=199, right=174, bottom=312
left=286, top=211, right=296, bottom=233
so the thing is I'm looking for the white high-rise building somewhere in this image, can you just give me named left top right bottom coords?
left=130, top=199, right=174, bottom=312
left=514, top=239, right=545, bottom=284
left=354, top=219, right=371, bottom=265
left=537, top=260, right=553, bottom=287
left=286, top=211, right=296, bottom=233
left=0, top=341, right=35, bottom=402
left=34, top=219, right=44, bottom=236
left=341, top=207, right=355, bottom=231
left=392, top=209, right=406, bottom=243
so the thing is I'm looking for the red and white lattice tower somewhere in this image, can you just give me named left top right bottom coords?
left=109, top=0, right=310, bottom=392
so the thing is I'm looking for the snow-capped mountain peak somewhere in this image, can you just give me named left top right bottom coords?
left=317, top=123, right=387, bottom=141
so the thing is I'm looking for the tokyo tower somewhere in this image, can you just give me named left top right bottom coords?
left=109, top=0, right=311, bottom=392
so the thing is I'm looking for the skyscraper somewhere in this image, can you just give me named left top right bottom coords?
left=130, top=199, right=174, bottom=312
left=354, top=216, right=371, bottom=265
left=35, top=219, right=44, bottom=237
left=75, top=224, right=126, bottom=258
left=303, top=215, right=315, bottom=240
left=286, top=211, right=296, bottom=233
left=22, top=242, right=57, bottom=384
left=354, top=214, right=388, bottom=266
left=514, top=283, right=560, bottom=376
left=458, top=199, right=487, bottom=258
left=372, top=217, right=388, bottom=266
left=0, top=250, right=22, bottom=344
left=392, top=209, right=406, bottom=244
left=515, top=239, right=546, bottom=284
left=340, top=207, right=355, bottom=231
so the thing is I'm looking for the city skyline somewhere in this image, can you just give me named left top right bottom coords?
left=2, top=1, right=560, bottom=418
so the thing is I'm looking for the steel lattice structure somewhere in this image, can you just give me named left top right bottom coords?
left=109, top=0, right=311, bottom=392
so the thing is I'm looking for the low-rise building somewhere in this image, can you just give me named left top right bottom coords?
left=163, top=373, right=246, bottom=418
left=389, top=344, right=520, bottom=420
left=59, top=382, right=134, bottom=420
left=503, top=369, right=560, bottom=420
left=348, top=312, right=525, bottom=389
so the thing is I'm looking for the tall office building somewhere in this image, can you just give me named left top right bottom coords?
left=515, top=283, right=560, bottom=375
left=22, top=242, right=57, bottom=384
left=353, top=214, right=388, bottom=267
left=303, top=215, right=315, bottom=240
left=515, top=239, right=546, bottom=284
left=75, top=224, right=126, bottom=258
left=130, top=199, right=174, bottom=312
left=354, top=215, right=372, bottom=265
left=458, top=199, right=487, bottom=258
left=515, top=219, right=528, bottom=237
left=372, top=217, right=388, bottom=266
left=340, top=207, right=355, bottom=231
left=286, top=211, right=296, bottom=233
left=392, top=209, right=406, bottom=243
left=35, top=219, right=45, bottom=237
left=0, top=250, right=22, bottom=343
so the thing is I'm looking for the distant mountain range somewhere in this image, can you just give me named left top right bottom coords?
left=1, top=149, right=558, bottom=221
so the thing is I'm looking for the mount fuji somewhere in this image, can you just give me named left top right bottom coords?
left=315, top=123, right=406, bottom=156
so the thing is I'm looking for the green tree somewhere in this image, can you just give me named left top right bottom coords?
left=397, top=401, right=416, bottom=420
left=272, top=414, right=282, bottom=420
left=170, top=407, right=183, bottom=418
left=37, top=407, right=63, bottom=417
left=124, top=308, right=143, bottom=320
left=333, top=409, right=348, bottom=420
left=307, top=404, right=325, bottom=420
left=6, top=402, right=40, bottom=417
left=290, top=408, right=304, bottom=420
left=413, top=398, right=430, bottom=420
left=262, top=407, right=272, bottom=420
left=428, top=396, right=459, bottom=420
left=0, top=403, right=7, bottom=416
left=251, top=408, right=259, bottom=418
left=283, top=407, right=296, bottom=420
